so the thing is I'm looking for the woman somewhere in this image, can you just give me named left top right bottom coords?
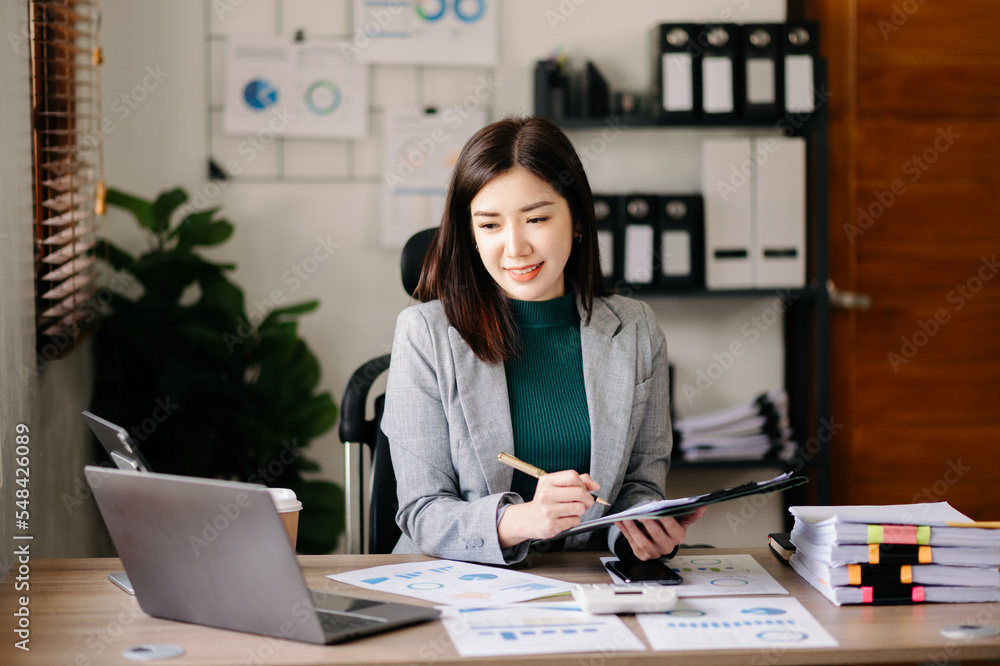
left=382, top=116, right=703, bottom=566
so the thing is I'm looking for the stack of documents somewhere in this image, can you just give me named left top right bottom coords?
left=674, top=389, right=796, bottom=463
left=788, top=503, right=1000, bottom=606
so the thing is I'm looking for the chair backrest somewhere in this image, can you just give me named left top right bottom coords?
left=339, top=228, right=436, bottom=554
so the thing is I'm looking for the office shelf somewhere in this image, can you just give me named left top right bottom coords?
left=557, top=114, right=818, bottom=135
left=619, top=286, right=821, bottom=299
left=536, top=60, right=831, bottom=506
left=670, top=457, right=792, bottom=471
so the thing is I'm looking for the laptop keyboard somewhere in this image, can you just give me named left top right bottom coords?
left=317, top=611, right=383, bottom=638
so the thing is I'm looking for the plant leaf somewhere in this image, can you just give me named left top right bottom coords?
left=168, top=206, right=218, bottom=239
left=173, top=209, right=234, bottom=252
left=106, top=188, right=156, bottom=233
left=152, top=188, right=189, bottom=234
left=260, top=300, right=319, bottom=329
left=284, top=391, right=338, bottom=438
left=253, top=321, right=299, bottom=362
left=199, top=273, right=245, bottom=321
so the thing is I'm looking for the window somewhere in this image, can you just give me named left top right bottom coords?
left=29, top=0, right=104, bottom=358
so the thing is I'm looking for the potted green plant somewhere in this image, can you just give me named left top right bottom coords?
left=92, top=186, right=343, bottom=554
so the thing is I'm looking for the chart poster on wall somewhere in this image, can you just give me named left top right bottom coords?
left=352, top=0, right=497, bottom=66
left=381, top=108, right=486, bottom=248
left=223, top=36, right=368, bottom=139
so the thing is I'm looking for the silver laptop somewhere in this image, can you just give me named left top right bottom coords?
left=83, top=411, right=152, bottom=473
left=83, top=410, right=163, bottom=594
left=85, top=466, right=439, bottom=644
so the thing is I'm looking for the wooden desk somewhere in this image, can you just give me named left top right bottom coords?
left=3, top=549, right=1000, bottom=665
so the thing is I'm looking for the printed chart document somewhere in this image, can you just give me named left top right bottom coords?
left=636, top=596, right=839, bottom=651
left=602, top=554, right=788, bottom=597
left=327, top=559, right=574, bottom=608
left=353, top=0, right=498, bottom=66
left=224, top=36, right=368, bottom=139
left=546, top=472, right=807, bottom=540
left=440, top=602, right=646, bottom=657
left=381, top=108, right=485, bottom=248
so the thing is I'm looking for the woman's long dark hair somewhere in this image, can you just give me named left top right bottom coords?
left=414, top=116, right=609, bottom=364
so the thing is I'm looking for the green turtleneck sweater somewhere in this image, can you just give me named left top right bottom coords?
left=505, top=294, right=591, bottom=502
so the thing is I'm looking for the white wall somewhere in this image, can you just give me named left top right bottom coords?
left=99, top=0, right=790, bottom=550
left=0, top=1, right=112, bottom=577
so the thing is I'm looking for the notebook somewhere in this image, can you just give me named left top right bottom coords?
left=85, top=466, right=439, bottom=644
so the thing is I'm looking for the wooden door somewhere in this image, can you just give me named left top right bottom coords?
left=802, top=0, right=1000, bottom=517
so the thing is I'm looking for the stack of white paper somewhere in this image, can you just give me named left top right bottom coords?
left=674, top=388, right=796, bottom=463
left=788, top=503, right=1000, bottom=606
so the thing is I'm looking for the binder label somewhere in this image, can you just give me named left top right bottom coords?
left=703, top=56, right=734, bottom=113
left=662, top=53, right=693, bottom=111
left=746, top=58, right=776, bottom=104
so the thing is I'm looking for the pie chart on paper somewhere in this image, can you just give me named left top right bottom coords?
left=243, top=79, right=278, bottom=110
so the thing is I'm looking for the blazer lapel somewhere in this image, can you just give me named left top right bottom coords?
left=448, top=328, right=514, bottom=495
left=579, top=297, right=636, bottom=509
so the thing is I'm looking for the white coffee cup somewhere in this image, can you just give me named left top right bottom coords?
left=266, top=488, right=302, bottom=549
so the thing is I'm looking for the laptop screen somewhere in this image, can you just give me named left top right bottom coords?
left=82, top=411, right=152, bottom=472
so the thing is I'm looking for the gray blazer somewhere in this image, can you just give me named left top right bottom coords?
left=382, top=294, right=672, bottom=565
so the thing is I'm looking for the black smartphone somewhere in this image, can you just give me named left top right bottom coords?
left=606, top=559, right=683, bottom=585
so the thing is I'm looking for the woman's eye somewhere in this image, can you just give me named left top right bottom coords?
left=527, top=217, right=548, bottom=224
left=478, top=222, right=498, bottom=230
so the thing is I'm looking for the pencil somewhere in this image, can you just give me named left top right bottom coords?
left=497, top=452, right=611, bottom=506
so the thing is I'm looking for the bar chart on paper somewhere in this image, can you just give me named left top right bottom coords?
left=441, top=602, right=646, bottom=657
left=636, top=597, right=838, bottom=651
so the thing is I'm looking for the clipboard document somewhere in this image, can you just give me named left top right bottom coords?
left=543, top=472, right=807, bottom=541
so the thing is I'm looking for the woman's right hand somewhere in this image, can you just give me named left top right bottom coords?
left=497, top=470, right=600, bottom=548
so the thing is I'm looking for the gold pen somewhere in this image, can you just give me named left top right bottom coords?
left=498, top=452, right=611, bottom=506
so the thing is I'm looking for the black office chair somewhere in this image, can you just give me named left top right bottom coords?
left=339, top=228, right=436, bottom=554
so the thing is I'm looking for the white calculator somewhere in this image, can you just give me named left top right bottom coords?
left=571, top=584, right=679, bottom=614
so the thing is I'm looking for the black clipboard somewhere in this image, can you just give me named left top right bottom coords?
left=540, top=472, right=808, bottom=541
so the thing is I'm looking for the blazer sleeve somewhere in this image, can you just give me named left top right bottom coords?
left=605, top=301, right=672, bottom=553
left=382, top=306, right=531, bottom=565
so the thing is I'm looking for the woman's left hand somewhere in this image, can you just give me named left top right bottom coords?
left=615, top=506, right=707, bottom=560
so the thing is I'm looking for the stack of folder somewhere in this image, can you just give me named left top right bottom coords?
left=673, top=389, right=796, bottom=463
left=788, top=503, right=1000, bottom=606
